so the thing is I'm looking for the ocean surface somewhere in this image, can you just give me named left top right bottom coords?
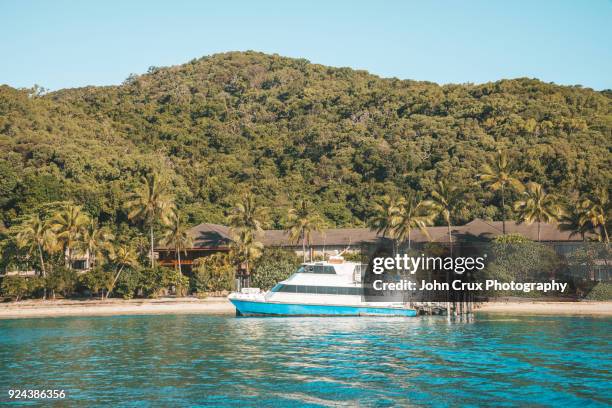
left=0, top=313, right=610, bottom=407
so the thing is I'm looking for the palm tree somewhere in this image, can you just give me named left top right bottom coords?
left=393, top=192, right=434, bottom=250
left=228, top=192, right=267, bottom=234
left=227, top=193, right=267, bottom=277
left=368, top=195, right=401, bottom=251
left=479, top=150, right=524, bottom=234
left=230, top=228, right=264, bottom=286
left=125, top=172, right=175, bottom=267
left=106, top=244, right=139, bottom=299
left=579, top=186, right=610, bottom=243
left=514, top=182, right=562, bottom=241
left=428, top=181, right=464, bottom=255
left=559, top=206, right=590, bottom=241
left=286, top=200, right=324, bottom=262
left=428, top=182, right=464, bottom=317
left=80, top=220, right=114, bottom=268
left=161, top=213, right=194, bottom=275
left=49, top=204, right=90, bottom=268
left=15, top=215, right=56, bottom=297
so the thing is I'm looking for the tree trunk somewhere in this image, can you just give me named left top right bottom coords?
left=537, top=221, right=541, bottom=242
left=107, top=265, right=125, bottom=299
left=302, top=233, right=306, bottom=263
left=37, top=243, right=47, bottom=300
left=89, top=250, right=95, bottom=270
left=242, top=255, right=250, bottom=288
left=408, top=229, right=412, bottom=251
left=447, top=220, right=453, bottom=257
left=501, top=185, right=506, bottom=235
left=177, top=247, right=182, bottom=275
left=37, top=243, right=46, bottom=277
left=150, top=225, right=155, bottom=268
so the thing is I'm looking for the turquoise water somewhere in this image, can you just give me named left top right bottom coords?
left=0, top=314, right=610, bottom=407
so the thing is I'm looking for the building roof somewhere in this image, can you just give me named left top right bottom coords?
left=262, top=218, right=582, bottom=247
left=262, top=218, right=581, bottom=246
left=156, top=218, right=585, bottom=251
left=262, top=227, right=379, bottom=248
left=458, top=219, right=581, bottom=242
left=156, top=223, right=232, bottom=250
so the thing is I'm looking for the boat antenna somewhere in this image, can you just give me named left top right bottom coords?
left=323, top=235, right=326, bottom=257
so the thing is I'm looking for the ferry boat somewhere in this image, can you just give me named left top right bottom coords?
left=228, top=254, right=417, bottom=317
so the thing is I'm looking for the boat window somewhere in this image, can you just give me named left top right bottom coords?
left=322, top=286, right=337, bottom=295
left=297, top=266, right=306, bottom=273
left=279, top=284, right=297, bottom=293
left=272, top=284, right=362, bottom=295
left=301, top=265, right=336, bottom=274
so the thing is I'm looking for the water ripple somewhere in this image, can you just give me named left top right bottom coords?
left=0, top=314, right=610, bottom=407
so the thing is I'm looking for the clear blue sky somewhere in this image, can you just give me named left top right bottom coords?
left=1, top=0, right=611, bottom=91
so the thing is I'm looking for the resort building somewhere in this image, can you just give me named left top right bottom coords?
left=155, top=218, right=596, bottom=273
left=156, top=223, right=233, bottom=271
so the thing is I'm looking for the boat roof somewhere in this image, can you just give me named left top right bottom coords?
left=302, top=260, right=359, bottom=266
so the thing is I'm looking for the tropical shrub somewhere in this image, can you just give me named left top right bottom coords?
left=252, top=248, right=301, bottom=291
left=484, top=237, right=564, bottom=296
left=164, top=268, right=190, bottom=296
left=79, top=267, right=113, bottom=298
left=27, top=277, right=45, bottom=298
left=192, top=253, right=235, bottom=293
left=46, top=267, right=78, bottom=298
left=107, top=266, right=189, bottom=299
left=1, top=276, right=30, bottom=301
left=585, top=283, right=612, bottom=301
left=565, top=245, right=611, bottom=281
left=493, top=233, right=532, bottom=244
left=342, top=252, right=363, bottom=263
left=115, top=268, right=142, bottom=299
left=138, top=267, right=172, bottom=298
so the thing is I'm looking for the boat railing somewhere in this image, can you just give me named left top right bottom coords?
left=353, top=264, right=369, bottom=283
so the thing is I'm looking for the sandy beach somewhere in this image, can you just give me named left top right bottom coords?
left=1, top=297, right=611, bottom=319
left=0, top=297, right=235, bottom=319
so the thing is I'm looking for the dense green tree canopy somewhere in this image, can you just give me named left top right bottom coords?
left=1, top=51, right=610, bottom=231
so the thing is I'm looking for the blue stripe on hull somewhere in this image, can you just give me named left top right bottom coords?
left=230, top=299, right=417, bottom=317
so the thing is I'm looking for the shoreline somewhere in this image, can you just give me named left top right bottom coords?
left=0, top=298, right=611, bottom=319
left=0, top=297, right=235, bottom=319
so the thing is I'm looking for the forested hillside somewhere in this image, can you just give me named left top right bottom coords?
left=1, top=51, right=610, bottom=229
